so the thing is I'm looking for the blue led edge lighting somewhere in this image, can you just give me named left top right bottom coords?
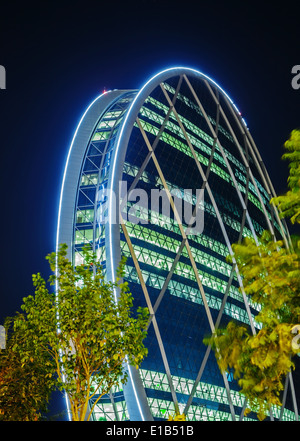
left=56, top=90, right=110, bottom=256
left=56, top=90, right=110, bottom=421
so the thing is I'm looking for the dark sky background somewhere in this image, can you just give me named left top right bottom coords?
left=0, top=0, right=299, bottom=420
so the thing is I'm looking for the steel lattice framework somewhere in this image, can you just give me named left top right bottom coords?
left=57, top=67, right=298, bottom=421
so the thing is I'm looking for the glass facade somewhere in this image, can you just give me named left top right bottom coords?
left=57, top=68, right=296, bottom=421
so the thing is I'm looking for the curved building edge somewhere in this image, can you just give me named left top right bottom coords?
left=56, top=67, right=295, bottom=421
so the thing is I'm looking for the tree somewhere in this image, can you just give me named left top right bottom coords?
left=1, top=244, right=149, bottom=421
left=205, top=129, right=300, bottom=420
left=0, top=315, right=56, bottom=421
left=271, top=129, right=300, bottom=224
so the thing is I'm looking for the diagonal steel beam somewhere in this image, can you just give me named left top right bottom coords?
left=136, top=116, right=216, bottom=333
left=182, top=75, right=259, bottom=246
left=159, top=81, right=260, bottom=421
left=120, top=214, right=180, bottom=414
left=136, top=113, right=238, bottom=420
left=127, top=76, right=183, bottom=196
left=221, top=91, right=291, bottom=250
left=174, top=78, right=256, bottom=336
left=203, top=79, right=276, bottom=241
left=160, top=81, right=256, bottom=335
left=183, top=266, right=236, bottom=415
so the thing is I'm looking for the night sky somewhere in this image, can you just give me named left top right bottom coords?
left=0, top=0, right=299, bottom=420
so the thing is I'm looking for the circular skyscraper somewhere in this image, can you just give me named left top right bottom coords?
left=57, top=67, right=296, bottom=421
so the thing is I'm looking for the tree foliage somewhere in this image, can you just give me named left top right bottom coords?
left=208, top=234, right=300, bottom=420
left=205, top=129, right=300, bottom=420
left=0, top=244, right=149, bottom=421
left=271, top=129, right=300, bottom=224
left=0, top=315, right=56, bottom=421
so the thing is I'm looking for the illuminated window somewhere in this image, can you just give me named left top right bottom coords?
left=75, top=228, right=93, bottom=244
left=76, top=209, right=94, bottom=223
